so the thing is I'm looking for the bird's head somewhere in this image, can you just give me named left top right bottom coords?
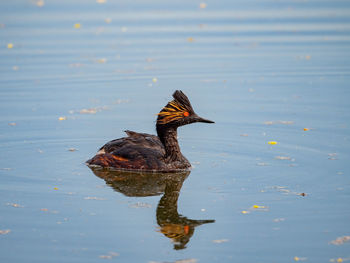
left=156, top=90, right=214, bottom=129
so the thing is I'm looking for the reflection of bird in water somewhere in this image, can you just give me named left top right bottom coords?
left=86, top=90, right=214, bottom=172
left=89, top=167, right=215, bottom=250
left=156, top=177, right=215, bottom=250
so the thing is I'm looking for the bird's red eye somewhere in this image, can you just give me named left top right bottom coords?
left=183, top=111, right=189, bottom=117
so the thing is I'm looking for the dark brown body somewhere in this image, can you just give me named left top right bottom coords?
left=86, top=90, right=214, bottom=172
left=86, top=130, right=191, bottom=172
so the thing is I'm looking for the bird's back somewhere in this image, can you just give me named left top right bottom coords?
left=86, top=130, right=169, bottom=171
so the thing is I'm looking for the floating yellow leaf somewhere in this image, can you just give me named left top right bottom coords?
left=7, top=43, right=13, bottom=49
left=268, top=141, right=278, bottom=145
left=58, top=116, right=67, bottom=121
left=337, top=258, right=343, bottom=263
left=294, top=256, right=300, bottom=261
left=303, top=128, right=309, bottom=131
left=54, top=187, right=58, bottom=190
left=241, top=210, right=249, bottom=214
left=74, top=23, right=81, bottom=29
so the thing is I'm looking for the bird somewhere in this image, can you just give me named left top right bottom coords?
left=86, top=90, right=214, bottom=172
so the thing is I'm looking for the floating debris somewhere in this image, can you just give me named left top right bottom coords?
left=77, top=106, right=109, bottom=114
left=6, top=203, right=23, bottom=208
left=257, top=162, right=270, bottom=166
left=40, top=208, right=58, bottom=214
left=273, top=218, right=286, bottom=223
left=68, top=148, right=77, bottom=152
left=330, top=258, right=349, bottom=263
left=80, top=108, right=97, bottom=114
left=0, top=229, right=11, bottom=235
left=212, top=239, right=229, bottom=244
left=275, top=156, right=291, bottom=160
left=199, top=3, right=207, bottom=9
left=294, top=256, right=307, bottom=261
left=264, top=120, right=294, bottom=125
left=267, top=186, right=307, bottom=197
left=53, top=187, right=59, bottom=190
left=252, top=205, right=267, bottom=209
left=328, top=153, right=338, bottom=160
left=303, top=128, right=310, bottom=131
left=96, top=58, right=107, bottom=64
left=129, top=202, right=152, bottom=208
left=35, top=0, right=45, bottom=7
left=8, top=122, right=17, bottom=126
left=187, top=37, right=195, bottom=42
left=268, top=141, right=278, bottom=145
left=240, top=134, right=249, bottom=137
left=7, top=43, right=13, bottom=49
left=241, top=210, right=249, bottom=214
left=99, top=251, right=119, bottom=259
left=74, top=23, right=81, bottom=29
left=152, top=77, right=158, bottom=83
left=330, top=236, right=350, bottom=245
left=84, top=197, right=106, bottom=200
left=58, top=116, right=67, bottom=121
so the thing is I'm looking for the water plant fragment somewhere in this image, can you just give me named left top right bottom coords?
left=330, top=236, right=350, bottom=245
left=0, top=229, right=11, bottom=235
left=212, top=239, right=229, bottom=244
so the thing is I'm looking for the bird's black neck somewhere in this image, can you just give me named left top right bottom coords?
left=156, top=125, right=184, bottom=162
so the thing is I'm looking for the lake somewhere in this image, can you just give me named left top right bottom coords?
left=1, top=0, right=350, bottom=262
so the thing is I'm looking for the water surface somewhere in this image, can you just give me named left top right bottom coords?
left=1, top=0, right=350, bottom=262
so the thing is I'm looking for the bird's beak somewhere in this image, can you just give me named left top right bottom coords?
left=193, top=115, right=215, bottom=124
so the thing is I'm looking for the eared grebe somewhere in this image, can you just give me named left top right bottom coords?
left=86, top=90, right=214, bottom=172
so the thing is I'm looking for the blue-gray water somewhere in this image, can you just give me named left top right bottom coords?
left=1, top=0, right=350, bottom=262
